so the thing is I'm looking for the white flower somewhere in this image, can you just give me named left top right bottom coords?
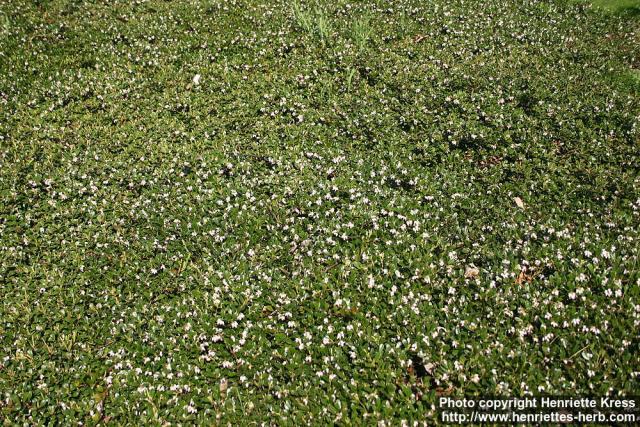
left=367, top=275, right=375, bottom=288
left=192, top=74, right=201, bottom=85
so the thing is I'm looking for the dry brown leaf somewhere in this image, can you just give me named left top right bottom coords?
left=464, top=265, right=480, bottom=279
left=515, top=270, right=532, bottom=285
left=435, top=386, right=454, bottom=396
left=514, top=196, right=525, bottom=209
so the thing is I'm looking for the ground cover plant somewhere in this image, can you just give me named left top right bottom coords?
left=0, top=0, right=639, bottom=424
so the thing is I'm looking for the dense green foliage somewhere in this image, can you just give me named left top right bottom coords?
left=1, top=0, right=639, bottom=423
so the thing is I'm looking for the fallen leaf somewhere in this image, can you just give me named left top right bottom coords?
left=435, top=386, right=454, bottom=396
left=514, top=196, right=525, bottom=209
left=464, top=265, right=480, bottom=279
left=515, top=270, right=532, bottom=285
